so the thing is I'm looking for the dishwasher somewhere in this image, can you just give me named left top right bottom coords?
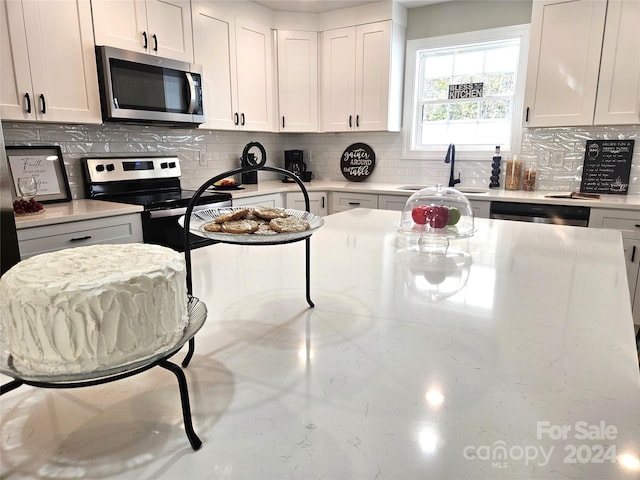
left=489, top=201, right=590, bottom=226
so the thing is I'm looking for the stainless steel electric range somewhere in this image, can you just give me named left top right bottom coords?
left=83, top=156, right=231, bottom=251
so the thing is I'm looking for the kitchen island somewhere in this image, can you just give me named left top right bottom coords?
left=1, top=209, right=639, bottom=479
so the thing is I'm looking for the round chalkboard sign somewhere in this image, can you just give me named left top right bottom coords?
left=340, top=143, right=375, bottom=182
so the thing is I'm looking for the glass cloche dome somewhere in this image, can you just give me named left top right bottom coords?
left=396, top=185, right=475, bottom=239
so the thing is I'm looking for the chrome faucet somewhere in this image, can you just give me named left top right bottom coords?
left=445, top=143, right=460, bottom=187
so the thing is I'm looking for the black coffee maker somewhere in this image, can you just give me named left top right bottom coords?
left=240, top=152, right=258, bottom=184
left=283, top=150, right=306, bottom=182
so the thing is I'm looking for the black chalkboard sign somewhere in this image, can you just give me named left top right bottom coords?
left=580, top=140, right=634, bottom=195
left=340, top=143, right=376, bottom=182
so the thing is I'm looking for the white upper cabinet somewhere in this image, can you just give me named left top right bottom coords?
left=276, top=30, right=318, bottom=132
left=523, top=0, right=640, bottom=127
left=1, top=0, right=101, bottom=123
left=593, top=0, right=640, bottom=125
left=321, top=20, right=404, bottom=132
left=192, top=1, right=274, bottom=131
left=92, top=0, right=193, bottom=62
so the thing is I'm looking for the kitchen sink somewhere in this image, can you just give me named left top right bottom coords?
left=397, top=185, right=489, bottom=194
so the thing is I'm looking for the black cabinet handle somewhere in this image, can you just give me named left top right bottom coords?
left=525, top=107, right=530, bottom=122
left=635, top=224, right=640, bottom=228
left=142, top=31, right=148, bottom=49
left=39, top=94, right=46, bottom=114
left=632, top=245, right=637, bottom=263
left=348, top=202, right=361, bottom=206
left=152, top=34, right=158, bottom=52
left=356, top=114, right=359, bottom=128
left=241, top=113, right=245, bottom=126
left=24, top=93, right=31, bottom=113
left=70, top=235, right=92, bottom=242
left=349, top=115, right=352, bottom=128
left=234, top=112, right=239, bottom=125
left=282, top=116, right=285, bottom=128
left=322, top=197, right=325, bottom=209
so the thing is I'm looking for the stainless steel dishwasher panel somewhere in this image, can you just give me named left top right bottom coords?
left=489, top=201, right=590, bottom=226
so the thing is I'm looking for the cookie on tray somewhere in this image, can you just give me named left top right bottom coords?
left=269, top=216, right=310, bottom=233
left=214, top=208, right=250, bottom=224
left=203, top=222, right=223, bottom=232
left=221, top=219, right=259, bottom=234
left=253, top=206, right=288, bottom=220
left=254, top=223, right=278, bottom=235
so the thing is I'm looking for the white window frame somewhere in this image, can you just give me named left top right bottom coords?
left=402, top=24, right=530, bottom=161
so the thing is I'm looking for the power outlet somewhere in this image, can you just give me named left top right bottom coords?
left=550, top=151, right=564, bottom=167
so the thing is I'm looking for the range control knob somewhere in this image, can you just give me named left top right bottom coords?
left=96, top=164, right=105, bottom=172
left=169, top=161, right=176, bottom=168
left=160, top=162, right=168, bottom=169
left=106, top=163, right=115, bottom=172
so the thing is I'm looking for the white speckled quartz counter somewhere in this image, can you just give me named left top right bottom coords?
left=1, top=210, right=639, bottom=479
left=230, top=180, right=640, bottom=211
left=13, top=199, right=143, bottom=229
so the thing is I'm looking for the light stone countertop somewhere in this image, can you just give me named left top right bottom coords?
left=227, top=179, right=640, bottom=210
left=13, top=199, right=143, bottom=229
left=13, top=182, right=640, bottom=230
left=2, top=209, right=639, bottom=479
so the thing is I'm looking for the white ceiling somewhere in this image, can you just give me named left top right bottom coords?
left=252, top=0, right=446, bottom=14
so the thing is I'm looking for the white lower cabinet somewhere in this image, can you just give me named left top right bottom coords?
left=285, top=192, right=327, bottom=216
left=17, top=214, right=143, bottom=259
left=330, top=191, right=378, bottom=213
left=233, top=193, right=284, bottom=208
left=589, top=208, right=640, bottom=325
left=469, top=200, right=491, bottom=219
left=378, top=194, right=409, bottom=211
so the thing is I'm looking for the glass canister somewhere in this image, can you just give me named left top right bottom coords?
left=505, top=154, right=522, bottom=190
left=523, top=161, right=537, bottom=191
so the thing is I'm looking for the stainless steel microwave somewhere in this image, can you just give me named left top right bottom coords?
left=95, top=46, right=205, bottom=125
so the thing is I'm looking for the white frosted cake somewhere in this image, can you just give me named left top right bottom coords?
left=0, top=244, right=189, bottom=374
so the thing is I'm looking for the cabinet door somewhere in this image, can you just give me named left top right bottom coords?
left=235, top=18, right=274, bottom=131
left=145, top=0, right=193, bottom=61
left=285, top=192, right=327, bottom=216
left=622, top=236, right=640, bottom=325
left=277, top=30, right=318, bottom=132
left=321, top=26, right=356, bottom=132
left=523, top=0, right=607, bottom=127
left=92, top=0, right=147, bottom=54
left=233, top=193, right=284, bottom=208
left=193, top=1, right=238, bottom=130
left=21, top=0, right=101, bottom=123
left=355, top=21, right=390, bottom=132
left=17, top=214, right=143, bottom=259
left=594, top=0, right=640, bottom=125
left=378, top=194, right=409, bottom=212
left=1, top=0, right=34, bottom=120
left=330, top=192, right=378, bottom=213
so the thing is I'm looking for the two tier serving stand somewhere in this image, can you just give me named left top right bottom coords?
left=180, top=141, right=318, bottom=367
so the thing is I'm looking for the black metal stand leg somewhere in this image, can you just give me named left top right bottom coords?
left=1, top=379, right=24, bottom=395
left=158, top=359, right=202, bottom=451
left=182, top=338, right=195, bottom=368
left=305, top=237, right=314, bottom=308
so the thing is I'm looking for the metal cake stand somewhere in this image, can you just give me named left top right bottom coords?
left=1, top=296, right=207, bottom=451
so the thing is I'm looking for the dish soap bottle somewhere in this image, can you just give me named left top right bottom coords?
left=489, top=146, right=501, bottom=188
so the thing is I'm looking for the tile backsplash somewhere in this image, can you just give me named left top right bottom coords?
left=3, top=121, right=639, bottom=198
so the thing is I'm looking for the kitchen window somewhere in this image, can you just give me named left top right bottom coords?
left=402, top=25, right=530, bottom=160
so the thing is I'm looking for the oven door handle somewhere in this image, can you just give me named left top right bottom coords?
left=147, top=202, right=228, bottom=219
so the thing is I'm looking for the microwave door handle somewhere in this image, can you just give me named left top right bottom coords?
left=185, top=72, right=196, bottom=114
